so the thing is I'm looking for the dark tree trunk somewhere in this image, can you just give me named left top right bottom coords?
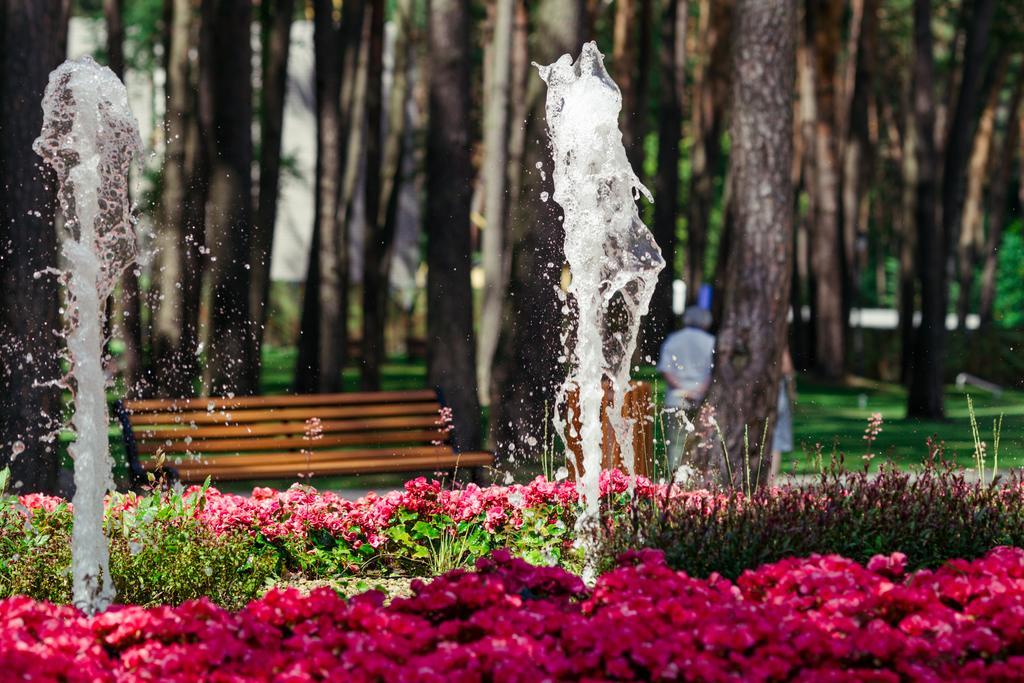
left=360, top=0, right=386, bottom=391
left=0, top=0, right=69, bottom=493
left=686, top=0, right=733, bottom=304
left=150, top=0, right=205, bottom=398
left=907, top=0, right=995, bottom=418
left=491, top=0, right=585, bottom=456
left=702, top=0, right=795, bottom=488
left=103, top=0, right=124, bottom=76
left=203, top=0, right=257, bottom=396
left=427, top=0, right=482, bottom=450
left=295, top=0, right=347, bottom=393
left=644, top=0, right=686, bottom=359
left=898, top=87, right=917, bottom=385
left=250, top=0, right=294, bottom=389
left=103, top=0, right=143, bottom=393
left=979, top=67, right=1023, bottom=330
left=840, top=0, right=877, bottom=369
left=805, top=0, right=845, bottom=379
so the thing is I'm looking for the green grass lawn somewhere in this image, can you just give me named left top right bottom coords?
left=632, top=365, right=1024, bottom=474
left=786, top=378, right=1023, bottom=473
left=94, top=346, right=1023, bottom=490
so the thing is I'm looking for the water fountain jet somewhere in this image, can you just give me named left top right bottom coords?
left=34, top=56, right=142, bottom=614
left=538, top=42, right=665, bottom=577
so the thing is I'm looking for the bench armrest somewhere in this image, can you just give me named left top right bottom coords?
left=113, top=400, right=147, bottom=488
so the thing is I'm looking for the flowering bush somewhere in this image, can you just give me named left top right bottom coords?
left=2, top=471, right=652, bottom=604
left=7, top=547, right=1024, bottom=680
left=0, top=488, right=280, bottom=608
left=603, top=458, right=1024, bottom=579
left=8, top=459, right=1024, bottom=606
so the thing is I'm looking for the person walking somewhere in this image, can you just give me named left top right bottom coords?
left=657, top=307, right=715, bottom=476
left=770, top=347, right=796, bottom=482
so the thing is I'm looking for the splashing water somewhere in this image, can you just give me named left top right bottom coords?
left=538, top=43, right=665, bottom=577
left=34, top=56, right=142, bottom=614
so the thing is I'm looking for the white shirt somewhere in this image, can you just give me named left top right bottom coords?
left=657, top=328, right=715, bottom=407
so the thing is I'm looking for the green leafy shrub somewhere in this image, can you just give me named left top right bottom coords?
left=0, top=488, right=279, bottom=609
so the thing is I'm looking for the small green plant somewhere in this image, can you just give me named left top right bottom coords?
left=967, top=395, right=1005, bottom=486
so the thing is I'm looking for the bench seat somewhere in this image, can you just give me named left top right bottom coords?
left=116, top=389, right=492, bottom=485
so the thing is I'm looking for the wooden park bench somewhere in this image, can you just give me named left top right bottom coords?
left=113, top=389, right=493, bottom=486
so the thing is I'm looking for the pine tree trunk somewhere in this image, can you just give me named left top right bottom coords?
left=0, top=0, right=70, bottom=493
left=908, top=0, right=995, bottom=418
left=360, top=0, right=386, bottom=391
left=840, top=0, right=877, bottom=367
left=701, top=0, right=795, bottom=488
left=203, top=0, right=257, bottom=396
left=427, top=0, right=481, bottom=450
left=979, top=68, right=1023, bottom=330
left=898, top=90, right=917, bottom=385
left=296, top=0, right=344, bottom=393
left=686, top=0, right=732, bottom=303
left=612, top=0, right=652, bottom=171
left=805, top=0, right=845, bottom=379
left=491, top=0, right=585, bottom=456
left=956, top=54, right=1006, bottom=329
left=151, top=0, right=203, bottom=398
left=477, top=0, right=515, bottom=406
left=905, top=0, right=942, bottom=417
left=103, top=0, right=144, bottom=393
left=644, top=0, right=686, bottom=359
left=250, top=0, right=294, bottom=388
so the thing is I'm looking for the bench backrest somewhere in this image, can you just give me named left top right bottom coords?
left=118, top=389, right=459, bottom=482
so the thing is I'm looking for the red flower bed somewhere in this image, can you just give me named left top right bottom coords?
left=6, top=547, right=1024, bottom=681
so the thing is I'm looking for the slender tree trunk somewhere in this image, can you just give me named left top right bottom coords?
left=956, top=54, right=1006, bottom=329
left=805, top=0, right=845, bottom=379
left=898, top=90, right=917, bottom=385
left=203, top=0, right=257, bottom=396
left=979, top=67, right=1023, bottom=329
left=296, top=0, right=344, bottom=393
left=250, top=0, right=294, bottom=389
left=103, top=0, right=143, bottom=393
left=908, top=0, right=995, bottom=418
left=427, top=0, right=481, bottom=450
left=360, top=0, right=386, bottom=390
left=905, top=0, right=942, bottom=417
left=151, top=0, right=201, bottom=398
left=612, top=0, right=652, bottom=171
left=103, top=0, right=124, bottom=76
left=686, top=0, right=732, bottom=303
left=491, top=0, right=585, bottom=455
left=702, top=0, right=795, bottom=488
left=795, top=13, right=817, bottom=368
left=0, top=0, right=70, bottom=493
left=840, top=0, right=877, bottom=367
left=478, top=0, right=515, bottom=404
left=645, top=0, right=686, bottom=358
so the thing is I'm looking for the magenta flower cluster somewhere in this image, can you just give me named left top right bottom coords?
left=6, top=546, right=1024, bottom=680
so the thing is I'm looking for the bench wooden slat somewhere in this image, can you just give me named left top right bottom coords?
left=124, top=389, right=438, bottom=413
left=160, top=452, right=494, bottom=482
left=136, top=429, right=446, bottom=454
left=127, top=402, right=442, bottom=426
left=134, top=415, right=442, bottom=440
left=154, top=445, right=459, bottom=469
left=118, top=389, right=493, bottom=485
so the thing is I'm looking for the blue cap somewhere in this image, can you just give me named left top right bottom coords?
left=697, top=284, right=713, bottom=310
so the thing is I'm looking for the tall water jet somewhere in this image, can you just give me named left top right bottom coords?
left=539, top=42, right=665, bottom=575
left=34, top=56, right=142, bottom=613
